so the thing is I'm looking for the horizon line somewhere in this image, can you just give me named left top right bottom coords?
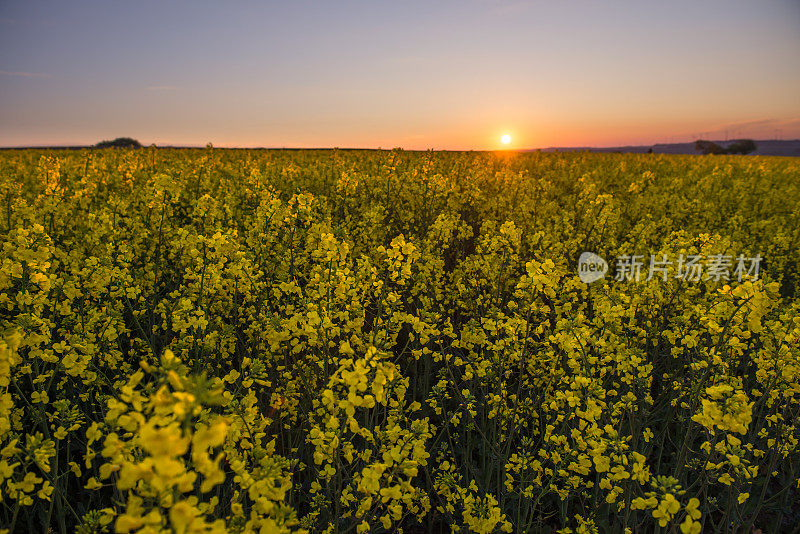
left=2, top=138, right=799, bottom=152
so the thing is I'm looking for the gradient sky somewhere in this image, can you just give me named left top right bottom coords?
left=1, top=1, right=799, bottom=149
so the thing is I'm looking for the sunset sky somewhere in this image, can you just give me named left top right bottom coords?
left=1, top=0, right=799, bottom=150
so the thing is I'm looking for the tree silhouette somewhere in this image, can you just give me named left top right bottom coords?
left=95, top=137, right=142, bottom=148
left=694, top=140, right=725, bottom=155
left=694, top=139, right=757, bottom=155
left=725, top=139, right=757, bottom=155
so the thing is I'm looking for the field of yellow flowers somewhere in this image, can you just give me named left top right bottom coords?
left=0, top=147, right=798, bottom=533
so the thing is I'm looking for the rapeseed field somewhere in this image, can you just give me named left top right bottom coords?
left=0, top=148, right=798, bottom=533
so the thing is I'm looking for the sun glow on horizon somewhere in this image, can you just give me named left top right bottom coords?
left=501, top=134, right=512, bottom=145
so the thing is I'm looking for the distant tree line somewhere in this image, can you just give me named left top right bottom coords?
left=694, top=139, right=757, bottom=155
left=95, top=137, right=142, bottom=148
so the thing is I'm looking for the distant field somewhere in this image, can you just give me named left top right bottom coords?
left=1, top=148, right=799, bottom=533
left=536, top=139, right=800, bottom=157
left=5, top=139, right=800, bottom=157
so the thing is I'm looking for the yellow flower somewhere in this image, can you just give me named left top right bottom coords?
left=680, top=516, right=701, bottom=534
left=652, top=493, right=680, bottom=527
left=192, top=419, right=228, bottom=450
left=85, top=477, right=103, bottom=490
left=138, top=422, right=189, bottom=458
left=115, top=514, right=144, bottom=533
left=31, top=391, right=49, bottom=404
left=685, top=498, right=701, bottom=520
left=169, top=500, right=197, bottom=534
left=718, top=473, right=734, bottom=485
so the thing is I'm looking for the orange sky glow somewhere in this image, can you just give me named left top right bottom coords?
left=1, top=1, right=799, bottom=149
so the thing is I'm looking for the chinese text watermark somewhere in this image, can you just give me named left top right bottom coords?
left=578, top=253, right=761, bottom=284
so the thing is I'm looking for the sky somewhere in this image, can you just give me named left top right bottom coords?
left=1, top=0, right=799, bottom=150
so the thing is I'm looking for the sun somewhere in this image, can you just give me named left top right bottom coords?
left=501, top=134, right=512, bottom=145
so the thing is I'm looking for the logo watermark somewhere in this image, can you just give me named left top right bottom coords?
left=578, top=252, right=609, bottom=283
left=578, top=253, right=761, bottom=283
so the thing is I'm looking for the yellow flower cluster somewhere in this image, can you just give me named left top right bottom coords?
left=304, top=346, right=432, bottom=532
left=692, top=384, right=753, bottom=435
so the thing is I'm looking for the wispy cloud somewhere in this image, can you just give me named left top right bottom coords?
left=0, top=70, right=51, bottom=78
left=677, top=118, right=800, bottom=142
left=146, top=85, right=179, bottom=91
left=707, top=118, right=800, bottom=138
left=714, top=118, right=800, bottom=130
